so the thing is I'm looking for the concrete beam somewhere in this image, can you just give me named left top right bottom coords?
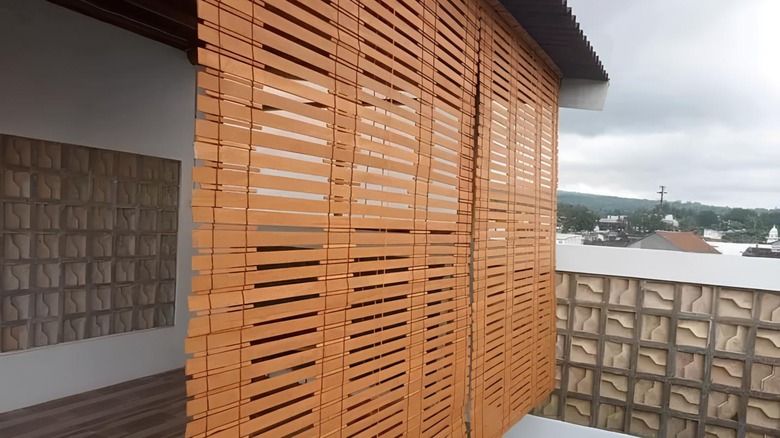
left=560, top=78, right=610, bottom=111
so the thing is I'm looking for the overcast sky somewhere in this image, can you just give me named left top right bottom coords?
left=560, top=0, right=780, bottom=209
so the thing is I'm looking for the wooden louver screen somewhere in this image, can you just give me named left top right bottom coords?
left=186, top=0, right=558, bottom=437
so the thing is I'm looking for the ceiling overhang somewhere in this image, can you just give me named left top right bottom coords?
left=498, top=0, right=610, bottom=110
left=48, top=0, right=197, bottom=52
left=48, top=0, right=609, bottom=110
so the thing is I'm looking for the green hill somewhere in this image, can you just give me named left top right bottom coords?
left=557, top=191, right=733, bottom=215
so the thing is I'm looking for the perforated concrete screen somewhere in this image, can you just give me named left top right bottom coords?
left=0, top=134, right=179, bottom=353
left=186, top=0, right=558, bottom=436
left=536, top=272, right=780, bottom=437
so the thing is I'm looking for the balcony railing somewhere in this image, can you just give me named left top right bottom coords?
left=532, top=245, right=780, bottom=438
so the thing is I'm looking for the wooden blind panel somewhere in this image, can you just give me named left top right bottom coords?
left=468, top=4, right=559, bottom=438
left=188, top=0, right=477, bottom=436
left=188, top=0, right=557, bottom=437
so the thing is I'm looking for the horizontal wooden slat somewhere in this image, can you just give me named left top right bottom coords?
left=188, top=0, right=558, bottom=436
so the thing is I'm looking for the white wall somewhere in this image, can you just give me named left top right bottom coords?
left=0, top=0, right=195, bottom=412
left=557, top=244, right=780, bottom=292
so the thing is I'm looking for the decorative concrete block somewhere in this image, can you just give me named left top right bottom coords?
left=746, top=398, right=780, bottom=430
left=37, top=263, right=60, bottom=288
left=556, top=334, right=565, bottom=360
left=35, top=292, right=60, bottom=317
left=676, top=319, right=709, bottom=349
left=38, top=173, right=62, bottom=199
left=91, top=176, right=111, bottom=202
left=670, top=385, right=700, bottom=414
left=608, top=278, right=639, bottom=307
left=715, top=324, right=748, bottom=354
left=4, top=233, right=31, bottom=259
left=90, top=207, right=114, bottom=230
left=575, top=275, right=604, bottom=303
left=63, top=290, right=87, bottom=314
left=759, top=293, right=780, bottom=323
left=600, top=372, right=628, bottom=401
left=36, top=234, right=59, bottom=258
left=643, top=282, right=674, bottom=311
left=675, top=352, right=705, bottom=382
left=2, top=294, right=30, bottom=321
left=640, top=315, right=670, bottom=343
left=711, top=358, right=744, bottom=388
left=597, top=404, right=624, bottom=431
left=680, top=284, right=713, bottom=314
left=3, top=170, right=31, bottom=197
left=36, top=204, right=59, bottom=229
left=5, top=202, right=31, bottom=229
left=707, top=391, right=739, bottom=422
left=556, top=272, right=571, bottom=301
left=667, top=418, right=697, bottom=438
left=32, top=320, right=59, bottom=347
left=605, top=310, right=634, bottom=339
left=567, top=367, right=594, bottom=395
left=63, top=176, right=89, bottom=202
left=1, top=325, right=29, bottom=351
left=63, top=234, right=87, bottom=258
left=538, top=393, right=559, bottom=417
left=751, top=363, right=780, bottom=394
left=564, top=398, right=591, bottom=426
left=637, top=347, right=667, bottom=376
left=603, top=341, right=631, bottom=369
left=63, top=205, right=88, bottom=230
left=572, top=306, right=600, bottom=333
left=4, top=137, right=32, bottom=166
left=754, top=329, right=780, bottom=359
left=37, top=141, right=61, bottom=169
left=718, top=289, right=754, bottom=319
left=92, top=287, right=111, bottom=311
left=556, top=304, right=568, bottom=330
left=634, top=379, right=664, bottom=407
left=62, top=317, right=86, bottom=343
left=630, top=410, right=660, bottom=437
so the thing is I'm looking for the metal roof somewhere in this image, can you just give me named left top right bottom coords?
left=656, top=232, right=722, bottom=254
left=499, top=0, right=609, bottom=82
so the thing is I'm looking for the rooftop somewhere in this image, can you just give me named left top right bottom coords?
left=656, top=231, right=722, bottom=254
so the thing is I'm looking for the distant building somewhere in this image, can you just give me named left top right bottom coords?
left=702, top=228, right=723, bottom=241
left=598, top=215, right=628, bottom=231
left=707, top=242, right=761, bottom=256
left=556, top=233, right=583, bottom=245
left=661, top=214, right=679, bottom=228
left=743, top=241, right=780, bottom=259
left=767, top=225, right=778, bottom=244
left=629, top=231, right=720, bottom=254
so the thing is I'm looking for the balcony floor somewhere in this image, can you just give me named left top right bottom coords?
left=0, top=369, right=186, bottom=438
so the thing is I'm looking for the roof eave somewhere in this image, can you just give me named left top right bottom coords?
left=497, top=0, right=610, bottom=110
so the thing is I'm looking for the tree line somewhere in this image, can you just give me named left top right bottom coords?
left=558, top=203, right=780, bottom=244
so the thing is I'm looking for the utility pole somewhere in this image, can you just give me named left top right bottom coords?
left=657, top=185, right=667, bottom=208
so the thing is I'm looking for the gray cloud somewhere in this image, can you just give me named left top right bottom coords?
left=560, top=0, right=780, bottom=207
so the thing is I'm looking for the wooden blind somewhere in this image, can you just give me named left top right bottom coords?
left=186, top=0, right=558, bottom=437
left=469, top=4, right=559, bottom=438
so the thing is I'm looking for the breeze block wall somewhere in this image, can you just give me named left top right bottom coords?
left=185, top=0, right=559, bottom=436
left=1, top=134, right=179, bottom=353
left=536, top=272, right=780, bottom=438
